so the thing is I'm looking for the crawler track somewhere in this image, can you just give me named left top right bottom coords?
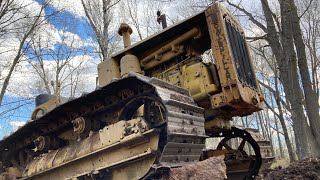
left=0, top=73, right=271, bottom=180
left=0, top=73, right=206, bottom=179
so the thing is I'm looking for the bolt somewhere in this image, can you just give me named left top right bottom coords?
left=251, top=97, right=258, bottom=105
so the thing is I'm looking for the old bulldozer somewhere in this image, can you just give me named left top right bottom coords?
left=0, top=3, right=273, bottom=180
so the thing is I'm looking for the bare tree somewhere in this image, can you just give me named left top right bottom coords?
left=26, top=24, right=91, bottom=97
left=119, top=0, right=163, bottom=41
left=81, top=0, right=121, bottom=61
left=288, top=0, right=320, bottom=156
left=0, top=0, right=54, bottom=106
left=224, top=0, right=320, bottom=159
left=120, top=0, right=143, bottom=40
left=0, top=0, right=30, bottom=39
left=300, top=0, right=320, bottom=113
left=252, top=44, right=296, bottom=161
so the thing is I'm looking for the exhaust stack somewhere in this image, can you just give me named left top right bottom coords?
left=157, top=11, right=167, bottom=29
left=118, top=23, right=133, bottom=48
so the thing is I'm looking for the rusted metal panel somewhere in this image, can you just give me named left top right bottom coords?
left=205, top=4, right=264, bottom=120
left=23, top=118, right=159, bottom=179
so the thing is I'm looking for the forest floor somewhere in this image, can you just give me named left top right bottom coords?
left=166, top=156, right=226, bottom=180
left=270, top=158, right=290, bottom=169
left=164, top=157, right=320, bottom=180
left=261, top=158, right=320, bottom=180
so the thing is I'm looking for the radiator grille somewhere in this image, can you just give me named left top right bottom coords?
left=225, top=20, right=258, bottom=90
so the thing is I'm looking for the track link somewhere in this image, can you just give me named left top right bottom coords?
left=0, top=72, right=206, bottom=179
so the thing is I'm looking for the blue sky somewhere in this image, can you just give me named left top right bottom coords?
left=0, top=1, right=96, bottom=139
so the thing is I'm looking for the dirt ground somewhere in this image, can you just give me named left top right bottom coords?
left=262, top=158, right=320, bottom=180
left=168, top=156, right=226, bottom=180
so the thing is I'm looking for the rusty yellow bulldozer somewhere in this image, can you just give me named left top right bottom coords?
left=0, top=3, right=273, bottom=180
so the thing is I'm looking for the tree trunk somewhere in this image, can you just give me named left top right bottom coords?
left=267, top=75, right=284, bottom=159
left=257, top=112, right=267, bottom=139
left=274, top=75, right=296, bottom=161
left=280, top=1, right=312, bottom=159
left=0, top=55, right=20, bottom=105
left=0, top=33, right=28, bottom=105
left=289, top=0, right=320, bottom=156
left=102, top=0, right=110, bottom=60
left=280, top=0, right=320, bottom=158
left=275, top=115, right=284, bottom=159
left=261, top=0, right=319, bottom=159
left=264, top=108, right=275, bottom=157
left=255, top=113, right=260, bottom=132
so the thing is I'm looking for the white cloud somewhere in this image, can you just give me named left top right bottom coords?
left=0, top=0, right=43, bottom=36
left=23, top=0, right=42, bottom=16
left=50, top=0, right=85, bottom=17
left=0, top=0, right=65, bottom=97
left=10, top=121, right=26, bottom=131
left=31, top=23, right=62, bottom=50
left=3, top=53, right=98, bottom=98
left=62, top=31, right=89, bottom=49
left=56, top=55, right=98, bottom=96
left=0, top=21, right=96, bottom=98
left=0, top=38, right=21, bottom=76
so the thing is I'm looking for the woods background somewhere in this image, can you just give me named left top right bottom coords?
left=0, top=0, right=319, bottom=162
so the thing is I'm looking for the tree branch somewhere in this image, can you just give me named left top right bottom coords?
left=226, top=0, right=267, bottom=32
left=299, top=0, right=314, bottom=19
